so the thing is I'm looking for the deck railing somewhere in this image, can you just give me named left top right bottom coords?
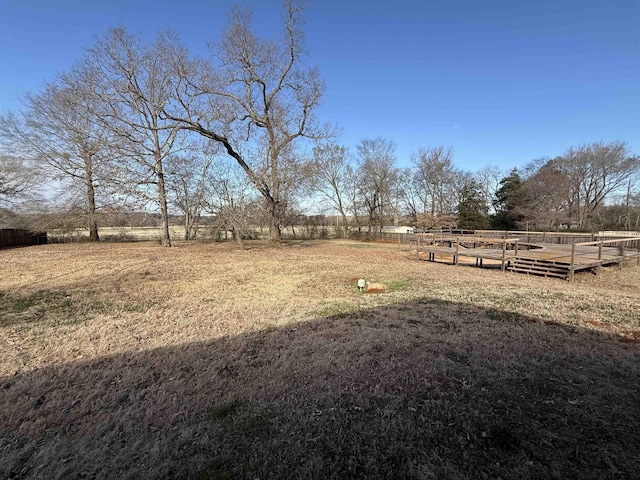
left=567, top=237, right=640, bottom=282
left=413, top=232, right=640, bottom=282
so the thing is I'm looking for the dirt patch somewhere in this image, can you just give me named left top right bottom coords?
left=584, top=320, right=614, bottom=329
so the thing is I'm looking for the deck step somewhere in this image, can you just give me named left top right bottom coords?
left=510, top=261, right=568, bottom=273
left=508, top=257, right=570, bottom=279
left=507, top=266, right=568, bottom=279
left=512, top=257, right=571, bottom=267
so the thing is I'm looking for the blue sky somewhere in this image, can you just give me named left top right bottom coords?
left=1, top=0, right=638, bottom=172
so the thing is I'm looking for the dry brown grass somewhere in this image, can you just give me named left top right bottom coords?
left=1, top=240, right=639, bottom=479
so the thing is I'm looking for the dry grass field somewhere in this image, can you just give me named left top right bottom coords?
left=1, top=239, right=639, bottom=479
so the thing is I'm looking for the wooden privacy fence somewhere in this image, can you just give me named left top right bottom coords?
left=0, top=229, right=48, bottom=249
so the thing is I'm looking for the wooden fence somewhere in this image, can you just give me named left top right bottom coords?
left=0, top=229, right=48, bottom=249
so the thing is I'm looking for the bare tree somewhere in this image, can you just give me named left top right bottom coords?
left=411, top=146, right=459, bottom=219
left=522, top=158, right=569, bottom=230
left=86, top=28, right=184, bottom=247
left=166, top=152, right=214, bottom=240
left=396, top=167, right=419, bottom=225
left=162, top=0, right=327, bottom=242
left=207, top=160, right=257, bottom=248
left=0, top=71, right=111, bottom=241
left=475, top=164, right=503, bottom=215
left=356, top=138, right=398, bottom=233
left=310, top=143, right=353, bottom=237
left=0, top=154, right=41, bottom=208
left=555, top=142, right=639, bottom=230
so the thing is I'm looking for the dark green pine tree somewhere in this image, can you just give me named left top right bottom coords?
left=457, top=180, right=490, bottom=229
left=490, top=168, right=528, bottom=230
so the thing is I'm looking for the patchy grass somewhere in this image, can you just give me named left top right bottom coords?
left=0, top=290, right=109, bottom=328
left=383, top=278, right=413, bottom=292
left=314, top=301, right=357, bottom=318
left=0, top=239, right=639, bottom=479
left=338, top=242, right=382, bottom=249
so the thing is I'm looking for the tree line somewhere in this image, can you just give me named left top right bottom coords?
left=1, top=0, right=638, bottom=245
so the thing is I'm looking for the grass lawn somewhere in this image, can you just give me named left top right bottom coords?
left=1, top=239, right=639, bottom=479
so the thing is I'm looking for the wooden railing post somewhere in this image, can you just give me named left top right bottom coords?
left=597, top=241, right=603, bottom=274
left=569, top=240, right=576, bottom=282
left=501, top=239, right=507, bottom=271
left=455, top=237, right=459, bottom=266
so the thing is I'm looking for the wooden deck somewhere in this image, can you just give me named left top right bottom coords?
left=416, top=234, right=640, bottom=281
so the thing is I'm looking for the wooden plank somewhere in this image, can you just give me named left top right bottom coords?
left=510, top=264, right=569, bottom=274
left=507, top=267, right=568, bottom=279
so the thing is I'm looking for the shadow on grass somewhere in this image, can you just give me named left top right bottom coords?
left=1, top=298, right=639, bottom=479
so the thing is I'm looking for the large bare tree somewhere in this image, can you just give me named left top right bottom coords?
left=356, top=138, right=398, bottom=233
left=162, top=0, right=327, bottom=242
left=411, top=146, right=458, bottom=219
left=86, top=28, right=184, bottom=247
left=0, top=72, right=110, bottom=241
left=310, top=143, right=353, bottom=237
left=475, top=164, right=503, bottom=215
left=553, top=142, right=639, bottom=230
left=521, top=158, right=569, bottom=230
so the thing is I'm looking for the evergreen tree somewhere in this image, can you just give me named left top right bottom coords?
left=457, top=180, right=490, bottom=229
left=490, top=169, right=528, bottom=230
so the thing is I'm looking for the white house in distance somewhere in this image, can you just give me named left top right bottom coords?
left=382, top=226, right=414, bottom=234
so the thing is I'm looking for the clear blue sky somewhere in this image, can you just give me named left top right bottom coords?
left=1, top=0, right=638, bottom=172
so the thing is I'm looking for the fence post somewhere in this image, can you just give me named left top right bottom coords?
left=514, top=238, right=519, bottom=257
left=501, top=239, right=507, bottom=271
left=597, top=241, right=603, bottom=274
left=455, top=237, right=459, bottom=266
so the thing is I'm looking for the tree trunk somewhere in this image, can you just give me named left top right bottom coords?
left=184, top=211, right=199, bottom=241
left=268, top=199, right=282, bottom=243
left=233, top=228, right=245, bottom=249
left=156, top=154, right=171, bottom=247
left=341, top=213, right=349, bottom=238
left=625, top=181, right=631, bottom=231
left=83, top=151, right=100, bottom=242
left=184, top=213, right=191, bottom=240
